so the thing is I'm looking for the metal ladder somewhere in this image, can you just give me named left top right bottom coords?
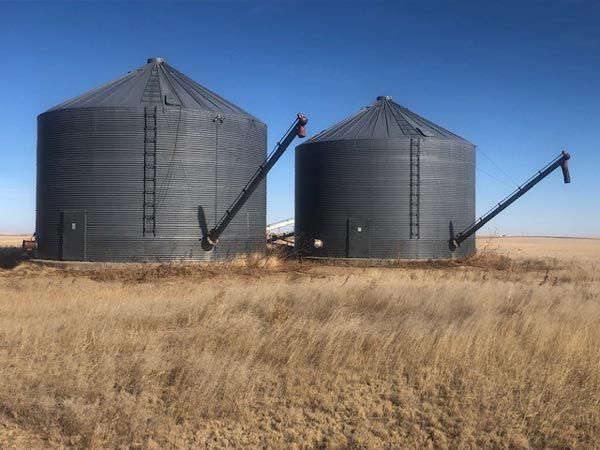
left=143, top=106, right=157, bottom=237
left=141, top=65, right=162, bottom=104
left=409, top=138, right=420, bottom=239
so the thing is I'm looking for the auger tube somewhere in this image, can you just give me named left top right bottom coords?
left=202, top=113, right=308, bottom=251
left=449, top=151, right=571, bottom=251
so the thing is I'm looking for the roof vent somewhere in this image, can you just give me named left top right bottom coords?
left=147, top=57, right=165, bottom=64
left=377, top=95, right=392, bottom=101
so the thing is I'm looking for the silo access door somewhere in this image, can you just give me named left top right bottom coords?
left=61, top=209, right=86, bottom=261
left=346, top=218, right=370, bottom=258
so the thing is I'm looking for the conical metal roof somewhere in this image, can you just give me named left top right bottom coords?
left=306, top=96, right=471, bottom=143
left=46, top=57, right=255, bottom=117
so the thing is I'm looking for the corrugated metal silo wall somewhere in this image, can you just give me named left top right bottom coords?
left=36, top=107, right=266, bottom=261
left=295, top=138, right=475, bottom=259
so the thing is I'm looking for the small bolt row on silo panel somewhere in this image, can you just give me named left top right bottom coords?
left=295, top=96, right=476, bottom=259
left=36, top=58, right=266, bottom=262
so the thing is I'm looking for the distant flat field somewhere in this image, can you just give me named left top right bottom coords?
left=0, top=235, right=30, bottom=248
left=479, top=236, right=600, bottom=260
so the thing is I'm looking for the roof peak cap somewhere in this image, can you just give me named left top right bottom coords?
left=147, top=57, right=165, bottom=64
left=376, top=95, right=393, bottom=101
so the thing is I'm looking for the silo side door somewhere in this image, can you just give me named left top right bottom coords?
left=61, top=209, right=86, bottom=261
left=347, top=218, right=370, bottom=258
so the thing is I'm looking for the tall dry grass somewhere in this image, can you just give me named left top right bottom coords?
left=0, top=248, right=599, bottom=448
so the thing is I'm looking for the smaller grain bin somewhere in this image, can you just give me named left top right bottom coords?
left=295, top=96, right=476, bottom=259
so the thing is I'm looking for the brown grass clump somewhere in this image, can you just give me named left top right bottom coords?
left=0, top=246, right=27, bottom=270
left=0, top=235, right=31, bottom=270
left=0, top=239, right=598, bottom=448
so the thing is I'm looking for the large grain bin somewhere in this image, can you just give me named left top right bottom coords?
left=295, top=96, right=475, bottom=259
left=36, top=58, right=266, bottom=261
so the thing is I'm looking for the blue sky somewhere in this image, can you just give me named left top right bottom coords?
left=0, top=0, right=598, bottom=236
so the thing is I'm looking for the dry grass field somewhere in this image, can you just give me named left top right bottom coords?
left=0, top=236, right=599, bottom=449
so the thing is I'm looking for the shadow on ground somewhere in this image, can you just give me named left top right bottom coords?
left=0, top=247, right=27, bottom=270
